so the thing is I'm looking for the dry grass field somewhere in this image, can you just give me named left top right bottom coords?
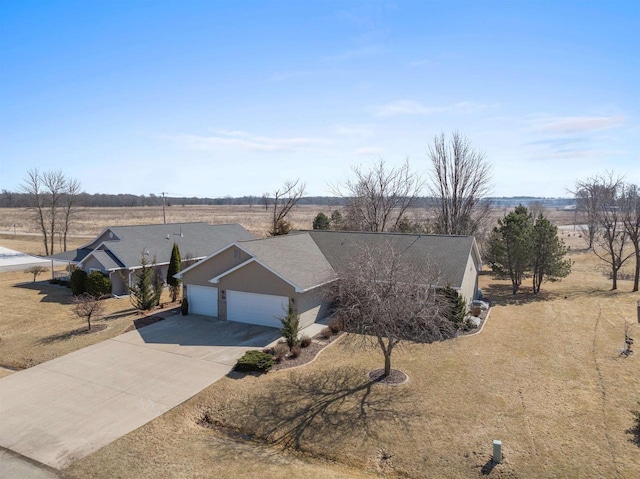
left=0, top=205, right=577, bottom=241
left=65, top=233, right=640, bottom=479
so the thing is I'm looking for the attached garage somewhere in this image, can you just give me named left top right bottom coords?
left=187, top=285, right=218, bottom=317
left=227, top=290, right=288, bottom=328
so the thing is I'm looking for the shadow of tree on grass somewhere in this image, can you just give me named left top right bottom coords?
left=209, top=366, right=418, bottom=451
left=39, top=324, right=108, bottom=343
left=482, top=283, right=552, bottom=307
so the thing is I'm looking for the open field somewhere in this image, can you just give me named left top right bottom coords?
left=0, top=205, right=578, bottom=240
left=65, top=234, right=640, bottom=479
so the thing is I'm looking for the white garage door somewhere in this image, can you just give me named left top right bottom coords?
left=187, top=285, right=218, bottom=317
left=227, top=290, right=288, bottom=328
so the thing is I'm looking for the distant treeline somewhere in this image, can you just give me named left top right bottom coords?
left=0, top=190, right=575, bottom=209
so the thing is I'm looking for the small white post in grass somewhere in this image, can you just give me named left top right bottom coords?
left=493, top=439, right=502, bottom=464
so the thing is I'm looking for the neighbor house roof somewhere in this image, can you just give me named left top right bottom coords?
left=49, top=222, right=255, bottom=271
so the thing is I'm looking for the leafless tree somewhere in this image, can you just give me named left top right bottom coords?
left=25, top=265, right=48, bottom=282
left=270, top=179, right=306, bottom=236
left=572, top=172, right=622, bottom=250
left=60, top=178, right=82, bottom=252
left=621, top=183, right=640, bottom=292
left=334, top=159, right=424, bottom=232
left=1, top=189, right=14, bottom=207
left=427, top=131, right=492, bottom=235
left=72, top=293, right=105, bottom=331
left=261, top=192, right=270, bottom=211
left=330, top=243, right=455, bottom=377
left=591, top=181, right=633, bottom=290
left=20, top=169, right=82, bottom=255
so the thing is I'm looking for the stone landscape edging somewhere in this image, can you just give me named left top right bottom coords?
left=271, top=332, right=347, bottom=373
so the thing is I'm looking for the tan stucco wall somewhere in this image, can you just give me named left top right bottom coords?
left=219, top=261, right=294, bottom=297
left=295, top=286, right=332, bottom=329
left=181, top=247, right=251, bottom=287
left=458, top=252, right=479, bottom=305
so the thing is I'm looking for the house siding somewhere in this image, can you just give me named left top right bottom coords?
left=218, top=261, right=294, bottom=297
left=109, top=271, right=127, bottom=296
left=181, top=247, right=251, bottom=287
left=82, top=255, right=108, bottom=273
left=295, top=286, right=331, bottom=329
left=458, top=251, right=479, bottom=305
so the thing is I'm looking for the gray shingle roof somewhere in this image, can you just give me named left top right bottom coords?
left=304, top=230, right=478, bottom=289
left=91, top=250, right=123, bottom=270
left=239, top=233, right=336, bottom=291
left=53, top=223, right=254, bottom=270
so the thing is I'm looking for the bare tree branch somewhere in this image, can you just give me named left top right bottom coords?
left=271, top=179, right=306, bottom=236
left=427, top=131, right=492, bottom=235
left=334, top=159, right=424, bottom=232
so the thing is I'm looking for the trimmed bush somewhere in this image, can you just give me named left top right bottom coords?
left=70, top=269, right=88, bottom=296
left=234, top=350, right=273, bottom=373
left=86, top=271, right=112, bottom=298
left=300, top=335, right=312, bottom=348
left=319, top=327, right=333, bottom=339
left=289, top=345, right=301, bottom=358
left=328, top=317, right=343, bottom=334
left=181, top=297, right=189, bottom=315
left=274, top=343, right=288, bottom=363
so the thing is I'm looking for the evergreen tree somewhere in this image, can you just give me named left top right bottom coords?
left=129, top=253, right=159, bottom=311
left=312, top=212, right=330, bottom=230
left=441, top=284, right=467, bottom=328
left=279, top=301, right=300, bottom=350
left=166, top=242, right=182, bottom=301
left=330, top=209, right=345, bottom=230
left=531, top=214, right=572, bottom=294
left=486, top=205, right=532, bottom=294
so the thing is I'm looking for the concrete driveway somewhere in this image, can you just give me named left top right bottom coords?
left=0, top=315, right=281, bottom=469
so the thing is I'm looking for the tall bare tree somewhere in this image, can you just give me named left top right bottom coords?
left=427, top=131, right=492, bottom=235
left=270, top=179, right=305, bottom=236
left=73, top=293, right=105, bottom=331
left=334, top=159, right=424, bottom=232
left=621, top=183, right=640, bottom=292
left=330, top=243, right=455, bottom=377
left=20, top=169, right=82, bottom=255
left=60, top=177, right=82, bottom=252
left=572, top=172, right=621, bottom=250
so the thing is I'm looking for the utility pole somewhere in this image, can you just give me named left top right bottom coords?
left=161, top=192, right=168, bottom=224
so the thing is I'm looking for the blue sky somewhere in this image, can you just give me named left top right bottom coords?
left=1, top=0, right=638, bottom=198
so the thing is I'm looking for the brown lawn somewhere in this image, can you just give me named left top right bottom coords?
left=65, top=233, right=640, bottom=479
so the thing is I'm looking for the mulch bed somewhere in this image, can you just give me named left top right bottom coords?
left=367, top=368, right=408, bottom=386
left=270, top=331, right=344, bottom=371
left=122, top=305, right=179, bottom=333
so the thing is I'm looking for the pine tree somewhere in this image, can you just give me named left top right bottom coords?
left=129, top=253, right=159, bottom=311
left=279, top=301, right=300, bottom=350
left=441, top=284, right=467, bottom=328
left=312, top=212, right=330, bottom=230
left=486, top=205, right=533, bottom=294
left=531, top=214, right=572, bottom=294
left=166, top=243, right=182, bottom=301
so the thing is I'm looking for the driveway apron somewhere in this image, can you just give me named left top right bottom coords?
left=0, top=315, right=280, bottom=469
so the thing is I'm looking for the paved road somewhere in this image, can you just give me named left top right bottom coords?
left=0, top=316, right=281, bottom=469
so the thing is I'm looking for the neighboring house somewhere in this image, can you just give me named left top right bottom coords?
left=177, top=230, right=482, bottom=329
left=49, top=222, right=255, bottom=295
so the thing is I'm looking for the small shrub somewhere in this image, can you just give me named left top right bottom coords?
left=262, top=347, right=275, bottom=355
left=328, top=317, right=343, bottom=334
left=234, top=350, right=273, bottom=373
left=279, top=302, right=300, bottom=349
left=300, top=335, right=312, bottom=348
left=70, top=269, right=88, bottom=296
left=181, top=297, right=189, bottom=315
left=274, top=343, right=288, bottom=363
left=320, top=327, right=333, bottom=339
left=289, top=345, right=301, bottom=358
left=86, top=271, right=112, bottom=298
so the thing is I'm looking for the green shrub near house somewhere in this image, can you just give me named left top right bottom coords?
left=234, top=350, right=273, bottom=373
left=86, top=271, right=112, bottom=298
left=70, top=269, right=88, bottom=296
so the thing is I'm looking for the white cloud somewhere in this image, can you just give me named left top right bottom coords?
left=169, top=130, right=326, bottom=152
left=534, top=116, right=625, bottom=134
left=355, top=146, right=384, bottom=155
